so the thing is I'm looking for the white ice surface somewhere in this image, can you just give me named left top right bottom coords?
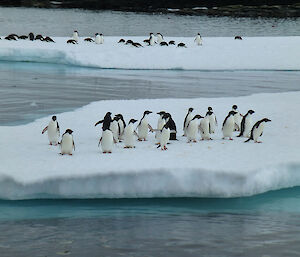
left=0, top=36, right=300, bottom=70
left=1, top=92, right=300, bottom=199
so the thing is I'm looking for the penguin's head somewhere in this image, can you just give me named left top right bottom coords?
left=126, top=40, right=133, bottom=45
left=229, top=111, right=237, bottom=116
left=198, top=33, right=201, bottom=36
left=100, top=33, right=103, bottom=36
left=144, top=110, right=152, bottom=116
left=129, top=119, right=138, bottom=124
left=162, top=112, right=171, bottom=121
left=116, top=114, right=124, bottom=120
left=188, top=107, right=194, bottom=113
left=74, top=30, right=78, bottom=33
left=193, top=114, right=203, bottom=120
left=248, top=110, right=255, bottom=115
left=208, top=106, right=213, bottom=111
left=66, top=129, right=73, bottom=134
left=157, top=111, right=166, bottom=116
left=95, top=33, right=99, bottom=36
left=105, top=112, right=112, bottom=116
left=232, top=105, right=238, bottom=110
left=52, top=116, right=57, bottom=121
left=262, top=118, right=271, bottom=122
left=206, top=111, right=213, bottom=116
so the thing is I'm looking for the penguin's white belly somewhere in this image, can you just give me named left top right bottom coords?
left=138, top=119, right=149, bottom=139
left=187, top=121, right=198, bottom=141
left=61, top=134, right=73, bottom=154
left=195, top=36, right=202, bottom=45
left=150, top=37, right=155, bottom=46
left=253, top=123, right=265, bottom=141
left=160, top=128, right=170, bottom=147
left=101, top=130, right=113, bottom=152
left=118, top=121, right=125, bottom=140
left=95, top=36, right=101, bottom=44
left=243, top=117, right=253, bottom=138
left=123, top=126, right=135, bottom=147
left=110, top=121, right=119, bottom=142
left=223, top=117, right=234, bottom=138
left=200, top=119, right=210, bottom=140
left=155, top=119, right=165, bottom=141
left=234, top=113, right=242, bottom=130
left=184, top=114, right=193, bottom=136
left=157, top=35, right=163, bottom=44
left=73, top=34, right=79, bottom=42
left=47, top=121, right=59, bottom=144
left=208, top=115, right=217, bottom=134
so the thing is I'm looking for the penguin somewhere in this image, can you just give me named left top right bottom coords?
left=156, top=33, right=164, bottom=44
left=60, top=129, right=75, bottom=155
left=18, top=35, right=28, bottom=40
left=43, top=36, right=55, bottom=42
left=5, top=35, right=17, bottom=41
left=35, top=34, right=44, bottom=41
left=8, top=33, right=18, bottom=38
left=123, top=119, right=138, bottom=148
left=137, top=110, right=153, bottom=141
left=157, top=113, right=171, bottom=150
left=237, top=110, right=255, bottom=138
left=149, top=33, right=156, bottom=46
left=42, top=115, right=60, bottom=145
left=99, top=128, right=114, bottom=154
left=95, top=33, right=104, bottom=44
left=207, top=107, right=217, bottom=134
left=132, top=42, right=143, bottom=48
left=125, top=40, right=133, bottom=45
left=110, top=116, right=120, bottom=143
left=95, top=112, right=112, bottom=131
left=67, top=39, right=78, bottom=44
left=116, top=114, right=126, bottom=141
left=199, top=112, right=212, bottom=140
left=166, top=113, right=177, bottom=140
left=84, top=37, right=94, bottom=42
left=28, top=32, right=34, bottom=41
left=72, top=30, right=79, bottom=42
left=160, top=42, right=168, bottom=46
left=183, top=108, right=194, bottom=136
left=235, top=36, right=242, bottom=40
left=177, top=43, right=187, bottom=48
left=155, top=111, right=166, bottom=144
left=118, top=38, right=125, bottom=43
left=169, top=40, right=175, bottom=45
left=186, top=115, right=203, bottom=143
left=222, top=111, right=236, bottom=140
left=245, top=118, right=271, bottom=143
left=232, top=105, right=243, bottom=131
left=143, top=39, right=150, bottom=45
left=194, top=33, right=203, bottom=46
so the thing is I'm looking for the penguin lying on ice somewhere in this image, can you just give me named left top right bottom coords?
left=245, top=118, right=271, bottom=143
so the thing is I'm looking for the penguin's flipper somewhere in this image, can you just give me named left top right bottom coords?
left=98, top=137, right=102, bottom=147
left=134, top=131, right=138, bottom=137
left=148, top=124, right=154, bottom=132
left=157, top=144, right=161, bottom=149
left=57, top=122, right=60, bottom=134
left=244, top=138, right=251, bottom=143
left=73, top=140, right=75, bottom=151
left=95, top=120, right=104, bottom=127
left=42, top=126, right=48, bottom=134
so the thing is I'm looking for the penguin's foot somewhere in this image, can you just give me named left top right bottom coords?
left=49, top=143, right=52, bottom=145
left=138, top=138, right=143, bottom=141
left=229, top=138, right=233, bottom=140
left=103, top=152, right=107, bottom=154
left=69, top=154, right=72, bottom=156
left=193, top=140, right=197, bottom=143
left=143, top=139, right=147, bottom=141
left=164, top=146, right=167, bottom=150
left=108, top=151, right=112, bottom=154
left=255, top=141, right=262, bottom=143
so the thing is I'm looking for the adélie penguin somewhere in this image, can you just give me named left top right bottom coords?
left=95, top=33, right=104, bottom=44
left=194, top=33, right=203, bottom=46
left=232, top=105, right=243, bottom=131
left=99, top=128, right=114, bottom=153
left=155, top=111, right=166, bottom=144
left=157, top=113, right=171, bottom=150
left=123, top=119, right=138, bottom=148
left=183, top=107, right=194, bottom=136
left=42, top=115, right=60, bottom=145
left=166, top=113, right=177, bottom=140
left=222, top=111, right=236, bottom=140
left=137, top=110, right=153, bottom=141
left=95, top=112, right=112, bottom=131
left=60, top=129, right=75, bottom=155
left=72, top=30, right=79, bottom=42
left=245, top=118, right=271, bottom=143
left=149, top=33, right=156, bottom=46
left=187, top=114, right=203, bottom=143
left=199, top=112, right=212, bottom=140
left=156, top=33, right=164, bottom=44
left=207, top=107, right=217, bottom=134
left=237, top=110, right=255, bottom=138
left=116, top=114, right=126, bottom=141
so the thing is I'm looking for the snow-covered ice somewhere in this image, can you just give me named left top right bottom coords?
left=0, top=36, right=300, bottom=70
left=0, top=91, right=300, bottom=200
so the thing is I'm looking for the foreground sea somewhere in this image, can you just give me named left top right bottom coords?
left=0, top=7, right=300, bottom=256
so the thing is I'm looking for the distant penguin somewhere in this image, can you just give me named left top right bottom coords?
left=155, top=111, right=166, bottom=144
left=132, top=42, right=143, bottom=48
left=126, top=40, right=133, bottom=45
left=118, top=38, right=125, bottom=43
left=194, top=33, right=203, bottom=46
left=44, top=36, right=55, bottom=42
left=42, top=115, right=60, bottom=145
left=232, top=105, right=243, bottom=131
left=237, top=110, right=255, bottom=138
left=95, top=112, right=112, bottom=131
left=235, top=36, right=242, bottom=40
left=137, top=110, right=153, bottom=141
left=169, top=40, right=175, bottom=45
left=177, top=43, right=187, bottom=48
left=18, top=35, right=28, bottom=40
left=199, top=112, right=212, bottom=140
left=149, top=33, right=156, bottom=46
left=5, top=35, right=17, bottom=41
left=84, top=37, right=94, bottom=42
left=67, top=39, right=78, bottom=44
left=183, top=108, right=194, bottom=136
left=72, top=30, right=79, bottom=42
left=60, top=129, right=75, bottom=155
left=222, top=111, right=236, bottom=140
left=29, top=32, right=34, bottom=41
left=95, top=33, right=104, bottom=44
left=207, top=107, right=217, bottom=134
left=123, top=119, right=138, bottom=148
left=157, top=113, right=171, bottom=150
left=110, top=116, right=120, bottom=143
left=35, top=34, right=44, bottom=41
left=156, top=33, right=164, bottom=44
left=116, top=114, right=126, bottom=141
left=186, top=114, right=203, bottom=143
left=245, top=118, right=271, bottom=143
left=160, top=42, right=168, bottom=46
left=99, top=129, right=114, bottom=154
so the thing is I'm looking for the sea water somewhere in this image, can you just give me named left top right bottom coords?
left=0, top=7, right=300, bottom=257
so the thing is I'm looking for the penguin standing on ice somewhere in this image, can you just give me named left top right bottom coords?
left=166, top=113, right=177, bottom=140
left=123, top=119, right=138, bottom=148
left=29, top=32, right=34, bottom=41
left=137, top=110, right=153, bottom=141
left=186, top=114, right=203, bottom=143
left=237, top=110, right=255, bottom=138
left=207, top=107, right=217, bottom=134
left=199, top=112, right=212, bottom=140
left=156, top=33, right=164, bottom=44
left=194, top=33, right=203, bottom=46
left=183, top=108, right=194, bottom=136
left=149, top=33, right=156, bottom=46
left=95, top=112, right=112, bottom=130
left=72, top=30, right=79, bottom=42
left=155, top=111, right=166, bottom=144
left=110, top=115, right=120, bottom=143
left=116, top=114, right=126, bottom=141
left=245, top=118, right=271, bottom=143
left=42, top=115, right=60, bottom=145
left=157, top=113, right=171, bottom=150
left=99, top=128, right=114, bottom=154
left=222, top=111, right=236, bottom=140
left=60, top=129, right=75, bottom=155
left=232, top=105, right=243, bottom=131
left=95, top=33, right=104, bottom=44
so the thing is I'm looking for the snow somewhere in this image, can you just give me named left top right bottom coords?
left=0, top=36, right=300, bottom=70
left=1, top=92, right=300, bottom=200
